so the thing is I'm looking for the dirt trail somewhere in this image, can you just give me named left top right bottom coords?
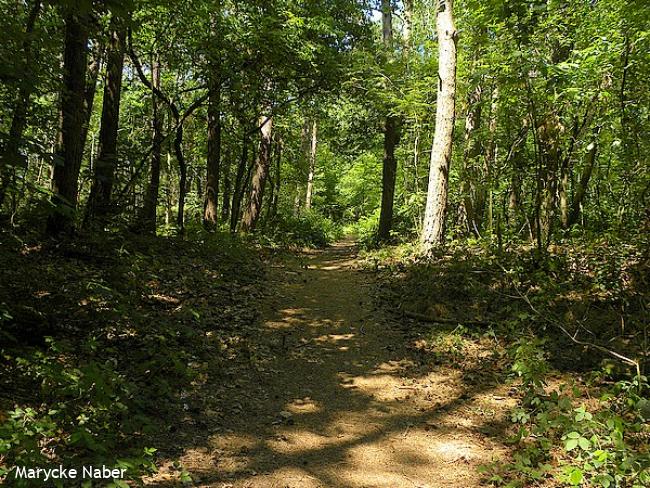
left=149, top=239, right=512, bottom=487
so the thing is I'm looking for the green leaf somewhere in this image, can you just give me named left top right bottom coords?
left=569, top=468, right=583, bottom=485
left=565, top=438, right=579, bottom=451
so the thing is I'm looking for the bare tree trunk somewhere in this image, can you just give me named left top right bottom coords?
left=378, top=0, right=400, bottom=241
left=140, top=54, right=163, bottom=233
left=174, top=123, right=187, bottom=231
left=304, top=120, right=317, bottom=209
left=485, top=86, right=498, bottom=235
left=230, top=131, right=249, bottom=232
left=79, top=42, right=103, bottom=154
left=86, top=22, right=126, bottom=222
left=403, top=0, right=413, bottom=49
left=459, top=84, right=482, bottom=235
left=221, top=148, right=231, bottom=223
left=421, top=0, right=457, bottom=253
left=241, top=115, right=273, bottom=232
left=270, top=137, right=282, bottom=220
left=539, top=112, right=562, bottom=243
left=165, top=151, right=173, bottom=226
left=569, top=126, right=601, bottom=226
left=47, top=12, right=90, bottom=234
left=203, top=73, right=221, bottom=228
left=0, top=0, right=42, bottom=210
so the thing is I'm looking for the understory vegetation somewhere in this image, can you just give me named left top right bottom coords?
left=0, top=231, right=265, bottom=485
left=366, top=233, right=649, bottom=487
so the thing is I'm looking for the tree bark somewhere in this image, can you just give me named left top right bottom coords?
left=459, top=84, right=482, bottom=235
left=203, top=74, right=221, bottom=228
left=86, top=22, right=126, bottom=222
left=378, top=0, right=400, bottom=241
left=538, top=112, right=562, bottom=243
left=174, top=123, right=187, bottom=231
left=304, top=120, right=317, bottom=209
left=79, top=42, right=103, bottom=156
left=47, top=12, right=90, bottom=234
left=0, top=0, right=42, bottom=210
left=569, top=126, right=601, bottom=226
left=221, top=148, right=231, bottom=223
left=421, top=0, right=457, bottom=253
left=230, top=131, right=249, bottom=233
left=270, top=137, right=282, bottom=220
left=140, top=55, right=163, bottom=233
left=241, top=115, right=273, bottom=232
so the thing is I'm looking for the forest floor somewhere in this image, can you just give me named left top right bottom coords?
left=146, top=238, right=514, bottom=488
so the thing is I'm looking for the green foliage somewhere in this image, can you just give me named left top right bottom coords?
left=349, top=212, right=380, bottom=250
left=490, top=369, right=650, bottom=486
left=265, top=210, right=342, bottom=248
left=0, top=340, right=158, bottom=485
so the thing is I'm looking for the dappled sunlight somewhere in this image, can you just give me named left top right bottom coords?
left=140, top=239, right=512, bottom=487
left=285, top=397, right=322, bottom=414
left=313, top=332, right=355, bottom=343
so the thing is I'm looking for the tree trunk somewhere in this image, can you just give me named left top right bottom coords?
left=0, top=0, right=42, bottom=210
left=304, top=120, right=317, bottom=209
left=459, top=84, right=482, bottom=235
left=270, top=137, right=282, bottom=220
left=378, top=0, right=400, bottom=241
left=538, top=112, right=562, bottom=244
left=485, top=86, right=498, bottom=235
left=569, top=126, right=601, bottom=226
left=421, top=0, right=457, bottom=253
left=378, top=115, right=400, bottom=240
left=140, top=55, right=163, bottom=233
left=203, top=74, right=221, bottom=228
left=175, top=123, right=187, bottom=232
left=79, top=42, right=103, bottom=155
left=230, top=131, right=249, bottom=233
left=241, top=115, right=273, bottom=232
left=86, top=22, right=126, bottom=222
left=221, top=148, right=231, bottom=222
left=47, top=12, right=90, bottom=234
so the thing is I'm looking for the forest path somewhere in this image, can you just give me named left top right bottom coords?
left=149, top=238, right=511, bottom=487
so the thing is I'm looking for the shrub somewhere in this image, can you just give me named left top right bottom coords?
left=265, top=210, right=342, bottom=248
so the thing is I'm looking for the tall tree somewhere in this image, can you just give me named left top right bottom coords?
left=86, top=20, right=127, bottom=222
left=0, top=0, right=42, bottom=210
left=140, top=54, right=163, bottom=233
left=203, top=73, right=222, bottom=228
left=304, top=119, right=317, bottom=209
left=241, top=114, right=273, bottom=232
left=421, top=0, right=457, bottom=253
left=377, top=0, right=400, bottom=241
left=47, top=10, right=90, bottom=234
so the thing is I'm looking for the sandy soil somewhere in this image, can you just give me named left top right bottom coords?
left=146, top=239, right=514, bottom=487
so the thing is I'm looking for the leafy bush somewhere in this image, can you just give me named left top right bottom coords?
left=265, top=210, right=342, bottom=248
left=482, top=337, right=650, bottom=488
left=0, top=339, right=158, bottom=486
left=348, top=212, right=379, bottom=250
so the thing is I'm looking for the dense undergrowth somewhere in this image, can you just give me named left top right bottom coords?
left=364, top=232, right=650, bottom=487
left=262, top=210, right=343, bottom=249
left=0, top=229, right=265, bottom=487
